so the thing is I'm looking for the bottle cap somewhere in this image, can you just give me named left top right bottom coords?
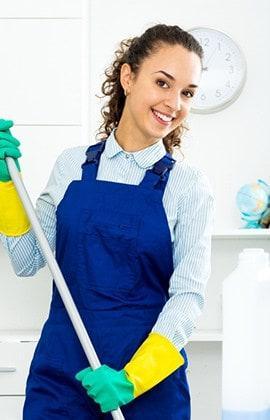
left=239, top=248, right=269, bottom=266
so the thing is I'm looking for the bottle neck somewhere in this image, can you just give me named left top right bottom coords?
left=238, top=260, right=268, bottom=269
left=238, top=248, right=269, bottom=268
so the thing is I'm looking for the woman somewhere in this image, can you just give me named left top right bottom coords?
left=0, top=24, right=214, bottom=419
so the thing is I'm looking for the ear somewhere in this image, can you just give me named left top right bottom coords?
left=120, top=63, right=134, bottom=94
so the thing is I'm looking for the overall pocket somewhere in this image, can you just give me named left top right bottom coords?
left=78, top=208, right=141, bottom=293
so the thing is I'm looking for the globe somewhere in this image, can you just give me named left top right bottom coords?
left=236, top=182, right=268, bottom=226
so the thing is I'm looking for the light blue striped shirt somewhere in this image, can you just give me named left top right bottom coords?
left=0, top=130, right=214, bottom=350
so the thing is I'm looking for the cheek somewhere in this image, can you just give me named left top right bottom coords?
left=142, top=93, right=160, bottom=108
left=170, top=109, right=190, bottom=131
left=180, top=103, right=192, bottom=119
left=130, top=87, right=152, bottom=110
left=174, top=106, right=189, bottom=126
left=131, top=94, right=158, bottom=116
left=137, top=83, right=160, bottom=106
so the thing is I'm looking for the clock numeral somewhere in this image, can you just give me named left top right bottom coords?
left=189, top=27, right=246, bottom=113
left=199, top=37, right=210, bottom=47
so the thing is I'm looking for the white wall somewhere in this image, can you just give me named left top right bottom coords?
left=1, top=1, right=270, bottom=419
left=0, top=2, right=83, bottom=329
left=89, top=0, right=270, bottom=230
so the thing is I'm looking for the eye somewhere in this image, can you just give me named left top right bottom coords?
left=183, top=90, right=195, bottom=98
left=156, top=79, right=170, bottom=89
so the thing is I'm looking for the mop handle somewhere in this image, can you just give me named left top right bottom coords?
left=6, top=157, right=125, bottom=420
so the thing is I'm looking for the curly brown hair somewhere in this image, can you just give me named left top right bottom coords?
left=97, top=24, right=204, bottom=154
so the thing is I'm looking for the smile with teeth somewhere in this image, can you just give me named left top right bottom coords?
left=152, top=109, right=174, bottom=124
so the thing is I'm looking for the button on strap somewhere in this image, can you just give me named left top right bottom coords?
left=152, top=155, right=176, bottom=179
left=81, top=141, right=106, bottom=168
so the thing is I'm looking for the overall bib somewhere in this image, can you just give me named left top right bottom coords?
left=23, top=141, right=190, bottom=419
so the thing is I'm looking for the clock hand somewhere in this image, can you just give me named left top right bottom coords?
left=203, top=45, right=219, bottom=71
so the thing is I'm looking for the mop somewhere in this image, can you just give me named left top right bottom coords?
left=5, top=156, right=125, bottom=420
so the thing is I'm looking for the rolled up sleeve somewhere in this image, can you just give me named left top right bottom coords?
left=152, top=172, right=215, bottom=350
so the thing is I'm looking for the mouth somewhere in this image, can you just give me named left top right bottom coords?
left=151, top=108, right=175, bottom=126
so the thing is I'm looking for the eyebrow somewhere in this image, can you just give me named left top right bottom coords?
left=153, top=70, right=198, bottom=88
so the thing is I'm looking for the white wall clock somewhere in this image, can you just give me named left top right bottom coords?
left=188, top=27, right=247, bottom=114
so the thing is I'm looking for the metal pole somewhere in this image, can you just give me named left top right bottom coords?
left=6, top=157, right=125, bottom=420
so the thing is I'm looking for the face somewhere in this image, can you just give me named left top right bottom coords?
left=120, top=43, right=202, bottom=145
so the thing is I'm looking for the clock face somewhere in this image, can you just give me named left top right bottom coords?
left=188, top=27, right=247, bottom=113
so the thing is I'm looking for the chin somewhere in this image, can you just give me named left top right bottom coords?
left=144, top=131, right=164, bottom=142
left=145, top=124, right=170, bottom=140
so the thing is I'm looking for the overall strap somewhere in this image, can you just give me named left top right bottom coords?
left=140, top=153, right=176, bottom=193
left=81, top=141, right=106, bottom=180
left=82, top=141, right=106, bottom=166
left=81, top=141, right=176, bottom=193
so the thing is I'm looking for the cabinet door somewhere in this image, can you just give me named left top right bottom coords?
left=0, top=396, right=25, bottom=420
left=0, top=342, right=37, bottom=395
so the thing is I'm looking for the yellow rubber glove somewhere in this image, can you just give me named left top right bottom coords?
left=0, top=180, right=30, bottom=236
left=124, top=332, right=185, bottom=397
left=0, top=119, right=30, bottom=236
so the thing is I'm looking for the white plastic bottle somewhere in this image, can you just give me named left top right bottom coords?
left=222, top=248, right=270, bottom=419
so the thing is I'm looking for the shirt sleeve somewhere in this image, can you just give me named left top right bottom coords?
left=0, top=153, right=65, bottom=277
left=151, top=171, right=215, bottom=351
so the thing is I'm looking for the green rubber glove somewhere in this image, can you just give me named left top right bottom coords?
left=75, top=365, right=134, bottom=413
left=0, top=119, right=21, bottom=182
left=75, top=333, right=185, bottom=413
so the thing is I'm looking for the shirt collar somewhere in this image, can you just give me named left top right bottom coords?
left=104, top=129, right=167, bottom=169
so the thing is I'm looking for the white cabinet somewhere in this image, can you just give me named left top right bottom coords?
left=0, top=341, right=37, bottom=395
left=0, top=397, right=25, bottom=420
left=0, top=338, right=38, bottom=419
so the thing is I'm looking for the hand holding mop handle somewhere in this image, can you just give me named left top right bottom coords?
left=5, top=157, right=125, bottom=420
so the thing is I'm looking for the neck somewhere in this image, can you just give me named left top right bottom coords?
left=115, top=117, right=159, bottom=152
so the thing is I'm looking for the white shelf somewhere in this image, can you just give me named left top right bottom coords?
left=0, top=330, right=40, bottom=343
left=190, top=329, right=222, bottom=342
left=213, top=229, right=270, bottom=239
left=0, top=329, right=223, bottom=343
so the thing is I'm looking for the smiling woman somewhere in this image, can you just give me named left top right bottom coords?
left=116, top=42, right=202, bottom=149
left=98, top=24, right=204, bottom=153
left=0, top=23, right=214, bottom=420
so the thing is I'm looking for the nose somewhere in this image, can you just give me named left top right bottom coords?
left=164, top=90, right=182, bottom=112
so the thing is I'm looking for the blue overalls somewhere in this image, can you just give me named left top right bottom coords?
left=23, top=140, right=190, bottom=419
